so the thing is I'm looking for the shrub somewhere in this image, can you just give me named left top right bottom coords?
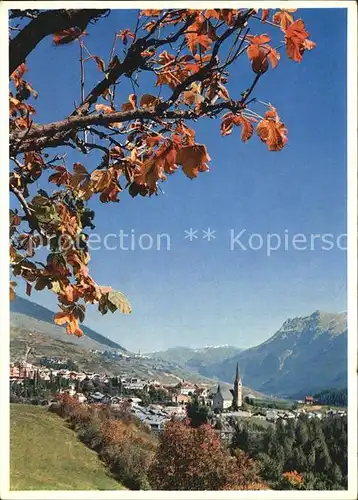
left=77, top=419, right=103, bottom=451
left=149, top=420, right=264, bottom=490
left=101, top=442, right=154, bottom=490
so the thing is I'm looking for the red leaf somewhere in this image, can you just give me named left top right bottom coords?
left=53, top=28, right=86, bottom=45
left=261, top=9, right=270, bottom=23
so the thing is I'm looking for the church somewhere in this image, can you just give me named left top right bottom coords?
left=212, top=362, right=242, bottom=411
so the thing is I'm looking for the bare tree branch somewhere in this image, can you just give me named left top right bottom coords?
left=9, top=9, right=109, bottom=76
left=10, top=99, right=246, bottom=154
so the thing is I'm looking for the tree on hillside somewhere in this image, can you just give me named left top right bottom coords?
left=9, top=8, right=315, bottom=337
left=186, top=396, right=211, bottom=427
left=148, top=419, right=266, bottom=490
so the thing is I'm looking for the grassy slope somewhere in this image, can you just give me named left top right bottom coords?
left=10, top=404, right=124, bottom=490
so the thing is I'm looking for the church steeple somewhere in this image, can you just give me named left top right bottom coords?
left=233, top=361, right=242, bottom=409
left=235, top=361, right=240, bottom=382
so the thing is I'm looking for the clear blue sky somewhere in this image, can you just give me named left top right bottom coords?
left=13, top=8, right=347, bottom=352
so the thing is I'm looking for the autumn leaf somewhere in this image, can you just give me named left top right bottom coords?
left=133, top=157, right=165, bottom=193
left=122, top=94, right=137, bottom=112
left=95, top=103, right=114, bottom=114
left=99, top=182, right=122, bottom=203
left=187, top=32, right=212, bottom=56
left=54, top=311, right=83, bottom=337
left=186, top=16, right=213, bottom=55
left=70, top=162, right=89, bottom=189
left=10, top=63, right=27, bottom=86
left=48, top=166, right=72, bottom=186
left=140, top=94, right=160, bottom=108
left=91, top=169, right=112, bottom=192
left=261, top=9, right=270, bottom=23
left=272, top=9, right=297, bottom=31
left=284, top=19, right=316, bottom=62
left=140, top=9, right=161, bottom=17
left=53, top=28, right=86, bottom=45
left=176, top=144, right=211, bottom=179
left=247, top=35, right=279, bottom=71
left=91, top=55, right=105, bottom=72
left=221, top=113, right=255, bottom=141
left=118, top=29, right=135, bottom=46
left=94, top=104, right=122, bottom=128
left=256, top=106, right=288, bottom=151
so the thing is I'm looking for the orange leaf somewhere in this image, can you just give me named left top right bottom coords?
left=176, top=144, right=211, bottom=179
left=140, top=10, right=161, bottom=17
left=272, top=9, right=297, bottom=31
left=221, top=113, right=255, bottom=141
left=261, top=9, right=270, bottom=22
left=10, top=63, right=27, bottom=86
left=122, top=94, right=137, bottom=112
left=118, top=29, right=135, bottom=46
left=247, top=34, right=271, bottom=48
left=267, top=48, right=280, bottom=69
left=256, top=107, right=288, bottom=151
left=54, top=311, right=70, bottom=326
left=95, top=104, right=113, bottom=113
left=247, top=35, right=280, bottom=70
left=284, top=19, right=315, bottom=62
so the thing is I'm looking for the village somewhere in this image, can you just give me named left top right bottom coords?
left=9, top=358, right=347, bottom=434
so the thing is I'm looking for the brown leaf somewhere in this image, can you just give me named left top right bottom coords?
left=221, top=113, right=255, bottom=141
left=140, top=94, right=160, bottom=108
left=92, top=55, right=105, bottom=72
left=176, top=144, right=211, bottom=179
left=53, top=28, right=86, bottom=45
left=70, top=162, right=89, bottom=189
left=122, top=94, right=137, bottom=112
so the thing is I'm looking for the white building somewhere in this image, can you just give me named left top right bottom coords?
left=212, top=385, right=233, bottom=411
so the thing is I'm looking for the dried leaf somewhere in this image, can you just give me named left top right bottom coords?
left=256, top=106, right=288, bottom=151
left=176, top=144, right=211, bottom=179
left=92, top=55, right=105, bottom=72
left=284, top=19, right=315, bottom=62
left=140, top=94, right=160, bottom=108
left=53, top=28, right=86, bottom=45
left=107, top=290, right=132, bottom=314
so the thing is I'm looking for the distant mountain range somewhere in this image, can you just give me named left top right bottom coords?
left=10, top=298, right=347, bottom=398
left=149, top=345, right=243, bottom=374
left=9, top=298, right=233, bottom=388
left=198, top=311, right=347, bottom=398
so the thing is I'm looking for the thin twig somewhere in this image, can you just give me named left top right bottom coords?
left=10, top=185, right=45, bottom=237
